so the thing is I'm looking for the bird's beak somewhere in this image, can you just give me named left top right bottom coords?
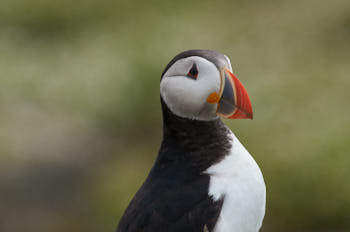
left=208, top=68, right=253, bottom=119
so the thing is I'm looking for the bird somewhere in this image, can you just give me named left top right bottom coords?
left=116, top=50, right=266, bottom=232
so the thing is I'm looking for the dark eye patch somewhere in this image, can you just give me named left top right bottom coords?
left=187, top=63, right=198, bottom=79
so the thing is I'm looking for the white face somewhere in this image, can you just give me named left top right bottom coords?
left=160, top=56, right=222, bottom=121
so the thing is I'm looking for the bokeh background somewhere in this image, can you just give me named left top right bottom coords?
left=1, top=0, right=350, bottom=231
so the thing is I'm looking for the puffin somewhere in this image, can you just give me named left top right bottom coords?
left=116, top=50, right=266, bottom=232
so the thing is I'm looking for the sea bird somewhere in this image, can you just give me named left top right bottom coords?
left=116, top=50, right=265, bottom=232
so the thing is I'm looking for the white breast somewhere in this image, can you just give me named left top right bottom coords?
left=204, top=131, right=266, bottom=232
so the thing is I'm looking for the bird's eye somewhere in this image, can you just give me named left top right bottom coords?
left=187, top=64, right=198, bottom=79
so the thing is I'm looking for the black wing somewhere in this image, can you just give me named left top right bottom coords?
left=116, top=163, right=224, bottom=232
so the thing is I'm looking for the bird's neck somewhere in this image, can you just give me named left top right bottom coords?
left=156, top=100, right=232, bottom=172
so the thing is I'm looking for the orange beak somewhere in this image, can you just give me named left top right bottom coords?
left=216, top=68, right=253, bottom=119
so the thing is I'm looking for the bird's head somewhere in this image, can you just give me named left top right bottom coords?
left=160, top=50, right=253, bottom=121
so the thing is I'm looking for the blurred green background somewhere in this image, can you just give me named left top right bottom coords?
left=0, top=0, right=349, bottom=231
